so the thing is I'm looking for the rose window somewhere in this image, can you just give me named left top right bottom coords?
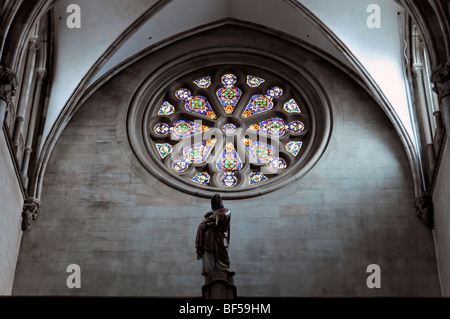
left=144, top=67, right=315, bottom=194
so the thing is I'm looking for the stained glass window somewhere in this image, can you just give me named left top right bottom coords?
left=287, top=121, right=304, bottom=133
left=247, top=75, right=265, bottom=87
left=156, top=143, right=173, bottom=158
left=222, top=123, right=237, bottom=134
left=221, top=172, right=238, bottom=188
left=249, top=118, right=286, bottom=137
left=158, top=101, right=175, bottom=115
left=192, top=172, right=210, bottom=185
left=248, top=171, right=268, bottom=184
left=270, top=158, right=287, bottom=171
left=183, top=139, right=216, bottom=164
left=216, top=74, right=241, bottom=114
left=217, top=143, right=243, bottom=172
left=283, top=99, right=301, bottom=113
left=154, top=123, right=170, bottom=135
left=242, top=86, right=283, bottom=118
left=171, top=120, right=209, bottom=139
left=243, top=138, right=276, bottom=164
left=285, top=141, right=302, bottom=156
left=172, top=159, right=190, bottom=172
left=193, top=76, right=211, bottom=88
left=147, top=71, right=310, bottom=191
left=154, top=120, right=209, bottom=138
left=175, top=88, right=216, bottom=119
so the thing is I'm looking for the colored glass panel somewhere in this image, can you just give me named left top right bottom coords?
left=217, top=143, right=243, bottom=171
left=222, top=123, right=237, bottom=134
left=171, top=120, right=209, bottom=139
left=172, top=159, right=190, bottom=172
left=193, top=76, right=211, bottom=88
left=221, top=172, right=238, bottom=188
left=248, top=117, right=286, bottom=137
left=175, top=88, right=216, bottom=119
left=192, top=172, right=210, bottom=185
left=287, top=121, right=304, bottom=133
left=248, top=171, right=268, bottom=184
left=154, top=123, right=170, bottom=135
left=270, top=158, right=287, bottom=170
left=156, top=143, right=173, bottom=158
left=247, top=75, right=265, bottom=87
left=283, top=99, right=301, bottom=113
left=243, top=138, right=275, bottom=163
left=183, top=139, right=216, bottom=164
left=216, top=74, right=241, bottom=114
left=242, top=86, right=283, bottom=118
left=285, top=141, right=302, bottom=156
left=157, top=101, right=175, bottom=115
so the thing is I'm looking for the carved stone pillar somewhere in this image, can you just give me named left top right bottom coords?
left=21, top=198, right=39, bottom=231
left=433, top=110, right=444, bottom=157
left=12, top=37, right=38, bottom=147
left=0, top=66, right=17, bottom=126
left=412, top=64, right=434, bottom=144
left=21, top=68, right=46, bottom=188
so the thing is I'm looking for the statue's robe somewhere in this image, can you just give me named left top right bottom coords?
left=195, top=208, right=231, bottom=273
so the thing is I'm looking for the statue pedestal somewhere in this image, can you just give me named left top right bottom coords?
left=202, top=270, right=237, bottom=299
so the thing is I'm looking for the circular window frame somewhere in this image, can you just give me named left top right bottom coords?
left=127, top=49, right=332, bottom=199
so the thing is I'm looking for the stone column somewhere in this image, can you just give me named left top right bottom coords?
left=21, top=68, right=46, bottom=188
left=12, top=37, right=38, bottom=147
left=413, top=64, right=434, bottom=144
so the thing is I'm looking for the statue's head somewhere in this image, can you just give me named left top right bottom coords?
left=211, top=193, right=224, bottom=210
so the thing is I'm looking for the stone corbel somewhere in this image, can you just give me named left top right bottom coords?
left=415, top=192, right=433, bottom=229
left=21, top=198, right=39, bottom=231
left=431, top=62, right=450, bottom=84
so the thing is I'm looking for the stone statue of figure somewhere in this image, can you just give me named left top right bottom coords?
left=195, top=194, right=234, bottom=276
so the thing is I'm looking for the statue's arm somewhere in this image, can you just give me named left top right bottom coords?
left=215, top=211, right=219, bottom=226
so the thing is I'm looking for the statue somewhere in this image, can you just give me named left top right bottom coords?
left=195, top=194, right=234, bottom=276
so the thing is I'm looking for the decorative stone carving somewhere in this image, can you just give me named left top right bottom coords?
left=0, top=66, right=17, bottom=126
left=431, top=62, right=450, bottom=84
left=21, top=199, right=39, bottom=231
left=0, top=66, right=17, bottom=103
left=415, top=192, right=433, bottom=229
left=431, top=62, right=450, bottom=100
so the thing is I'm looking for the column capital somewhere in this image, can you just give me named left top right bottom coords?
left=35, top=68, right=47, bottom=84
left=28, top=37, right=40, bottom=51
left=431, top=62, right=450, bottom=102
left=431, top=62, right=450, bottom=84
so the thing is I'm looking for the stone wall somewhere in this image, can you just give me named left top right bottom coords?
left=433, top=139, right=450, bottom=296
left=12, top=26, right=441, bottom=296
left=0, top=132, right=24, bottom=295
